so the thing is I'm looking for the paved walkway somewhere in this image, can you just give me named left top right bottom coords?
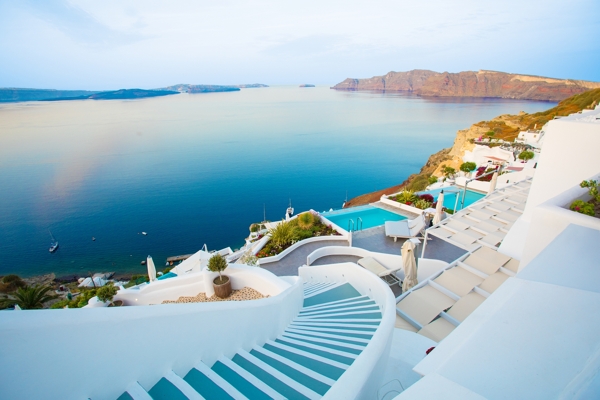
left=351, top=226, right=404, bottom=255
left=259, top=240, right=349, bottom=276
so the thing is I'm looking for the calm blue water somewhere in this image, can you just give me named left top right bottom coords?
left=0, top=86, right=553, bottom=277
left=322, top=205, right=407, bottom=231
left=419, top=188, right=487, bottom=211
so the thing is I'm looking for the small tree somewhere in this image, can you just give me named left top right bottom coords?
left=0, top=285, right=56, bottom=310
left=207, top=254, right=229, bottom=284
left=428, top=176, right=438, bottom=185
left=518, top=150, right=534, bottom=162
left=96, top=282, right=118, bottom=303
left=460, top=162, right=477, bottom=174
left=441, top=165, right=456, bottom=179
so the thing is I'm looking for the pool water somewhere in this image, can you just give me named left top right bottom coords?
left=418, top=188, right=486, bottom=211
left=322, top=205, right=407, bottom=231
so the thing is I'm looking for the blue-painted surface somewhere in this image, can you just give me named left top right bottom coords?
left=116, top=392, right=133, bottom=400
left=183, top=368, right=235, bottom=400
left=322, top=205, right=406, bottom=230
left=250, top=349, right=331, bottom=395
left=275, top=339, right=355, bottom=365
left=281, top=334, right=362, bottom=355
left=232, top=354, right=310, bottom=400
left=263, top=343, right=345, bottom=380
left=418, top=188, right=486, bottom=211
left=303, top=283, right=361, bottom=307
left=147, top=377, right=188, bottom=400
left=212, top=361, right=271, bottom=400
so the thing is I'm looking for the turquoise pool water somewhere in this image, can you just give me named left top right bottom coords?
left=418, top=188, right=486, bottom=211
left=322, top=205, right=406, bottom=231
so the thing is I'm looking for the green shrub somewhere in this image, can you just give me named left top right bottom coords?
left=460, top=162, right=477, bottom=173
left=268, top=220, right=298, bottom=248
left=96, top=282, right=118, bottom=303
left=518, top=150, right=534, bottom=161
left=0, top=274, right=26, bottom=293
left=396, top=190, right=417, bottom=204
left=297, top=212, right=316, bottom=230
left=486, top=131, right=495, bottom=137
left=570, top=199, right=595, bottom=216
left=441, top=165, right=456, bottom=179
left=581, top=180, right=600, bottom=203
left=445, top=209, right=455, bottom=215
left=428, top=176, right=438, bottom=185
left=408, top=175, right=429, bottom=192
left=413, top=199, right=432, bottom=210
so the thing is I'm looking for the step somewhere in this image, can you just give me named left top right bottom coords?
left=281, top=332, right=364, bottom=354
left=303, top=283, right=361, bottom=307
left=296, top=310, right=382, bottom=320
left=212, top=357, right=278, bottom=400
left=251, top=347, right=333, bottom=395
left=287, top=325, right=375, bottom=339
left=264, top=340, right=348, bottom=375
left=120, top=382, right=152, bottom=400
left=165, top=370, right=204, bottom=400
left=275, top=337, right=356, bottom=364
left=234, top=350, right=320, bottom=400
left=300, top=295, right=372, bottom=311
left=303, top=282, right=335, bottom=295
left=285, top=328, right=370, bottom=346
left=303, top=282, right=350, bottom=300
left=147, top=377, right=189, bottom=400
left=299, top=298, right=376, bottom=314
left=185, top=361, right=245, bottom=400
left=299, top=304, right=380, bottom=317
left=290, top=321, right=378, bottom=332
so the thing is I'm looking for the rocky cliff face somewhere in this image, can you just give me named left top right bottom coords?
left=332, top=70, right=600, bottom=102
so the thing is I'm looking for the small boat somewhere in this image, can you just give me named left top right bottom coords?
left=92, top=237, right=96, bottom=241
left=48, top=229, right=59, bottom=253
left=141, top=232, right=147, bottom=236
left=286, top=199, right=294, bottom=220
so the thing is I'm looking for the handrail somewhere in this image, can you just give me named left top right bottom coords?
left=357, top=217, right=363, bottom=231
left=348, top=219, right=355, bottom=232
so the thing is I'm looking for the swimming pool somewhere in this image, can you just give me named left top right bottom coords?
left=322, top=205, right=407, bottom=231
left=418, top=188, right=486, bottom=211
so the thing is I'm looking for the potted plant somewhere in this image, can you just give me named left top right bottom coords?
left=208, top=254, right=231, bottom=298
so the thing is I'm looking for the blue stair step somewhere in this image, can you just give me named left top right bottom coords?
left=303, top=284, right=361, bottom=307
left=184, top=367, right=236, bottom=400
left=263, top=343, right=345, bottom=380
left=282, top=333, right=363, bottom=355
left=147, top=377, right=188, bottom=400
left=275, top=338, right=355, bottom=365
left=117, top=392, right=133, bottom=400
left=212, top=360, right=272, bottom=400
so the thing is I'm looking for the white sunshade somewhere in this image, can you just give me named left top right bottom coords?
left=402, top=240, right=418, bottom=292
left=147, top=255, right=156, bottom=282
left=433, top=191, right=445, bottom=225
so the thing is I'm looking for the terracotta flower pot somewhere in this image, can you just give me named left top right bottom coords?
left=213, top=275, right=232, bottom=299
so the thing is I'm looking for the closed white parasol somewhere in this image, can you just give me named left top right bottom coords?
left=433, top=190, right=445, bottom=225
left=489, top=171, right=499, bottom=193
left=147, top=255, right=156, bottom=282
left=402, top=240, right=418, bottom=292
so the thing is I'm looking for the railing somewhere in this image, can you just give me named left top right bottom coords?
left=348, top=219, right=355, bottom=232
left=357, top=217, right=363, bottom=231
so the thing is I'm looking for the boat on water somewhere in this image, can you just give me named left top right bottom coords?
left=48, top=230, right=59, bottom=253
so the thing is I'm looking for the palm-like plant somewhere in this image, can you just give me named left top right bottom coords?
left=297, top=212, right=316, bottom=230
left=268, top=220, right=298, bottom=248
left=397, top=190, right=417, bottom=204
left=0, top=285, right=56, bottom=310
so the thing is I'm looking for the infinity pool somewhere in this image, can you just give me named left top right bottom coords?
left=418, top=188, right=486, bottom=211
left=322, top=205, right=407, bottom=231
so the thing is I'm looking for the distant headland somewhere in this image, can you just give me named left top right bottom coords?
left=332, top=69, right=600, bottom=102
left=299, top=84, right=315, bottom=87
left=0, top=83, right=269, bottom=103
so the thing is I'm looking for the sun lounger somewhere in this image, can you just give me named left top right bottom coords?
left=418, top=318, right=456, bottom=342
left=434, top=268, right=483, bottom=297
left=385, top=214, right=425, bottom=242
left=357, top=257, right=401, bottom=285
left=447, top=292, right=486, bottom=322
left=397, top=285, right=456, bottom=326
left=478, top=271, right=510, bottom=293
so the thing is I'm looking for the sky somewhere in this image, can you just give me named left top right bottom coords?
left=0, top=0, right=598, bottom=90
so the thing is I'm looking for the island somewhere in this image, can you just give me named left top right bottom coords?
left=299, top=84, right=315, bottom=87
left=42, top=89, right=179, bottom=101
left=332, top=69, right=600, bottom=102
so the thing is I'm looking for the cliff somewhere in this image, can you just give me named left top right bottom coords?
left=332, top=70, right=600, bottom=102
left=0, top=88, right=99, bottom=103
left=344, top=88, right=600, bottom=207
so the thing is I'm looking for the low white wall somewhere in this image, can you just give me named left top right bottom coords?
left=258, top=210, right=349, bottom=265
left=380, top=196, right=424, bottom=215
left=116, top=265, right=290, bottom=306
left=299, top=263, right=396, bottom=400
left=306, top=246, right=447, bottom=283
left=0, top=277, right=304, bottom=400
left=520, top=175, right=600, bottom=269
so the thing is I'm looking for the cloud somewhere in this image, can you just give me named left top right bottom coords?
left=18, top=0, right=145, bottom=47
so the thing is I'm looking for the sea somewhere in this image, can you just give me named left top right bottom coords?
left=0, top=86, right=554, bottom=277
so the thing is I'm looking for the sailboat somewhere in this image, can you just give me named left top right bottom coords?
left=286, top=199, right=294, bottom=220
left=48, top=230, right=59, bottom=253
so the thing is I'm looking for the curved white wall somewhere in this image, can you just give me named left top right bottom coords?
left=0, top=277, right=303, bottom=400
